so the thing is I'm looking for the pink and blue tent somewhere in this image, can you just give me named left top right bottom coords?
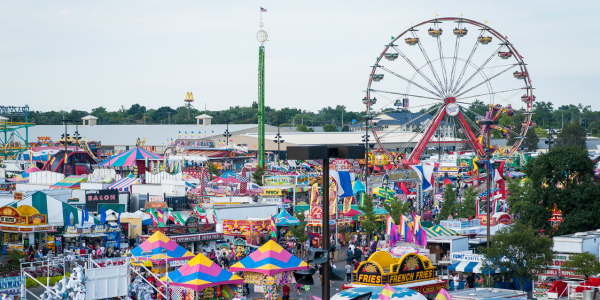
left=99, top=147, right=163, bottom=167
left=7, top=165, right=41, bottom=182
left=229, top=240, right=308, bottom=275
left=107, top=176, right=141, bottom=191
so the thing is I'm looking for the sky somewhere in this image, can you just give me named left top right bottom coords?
left=1, top=0, right=598, bottom=114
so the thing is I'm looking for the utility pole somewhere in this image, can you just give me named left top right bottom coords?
left=168, top=112, right=171, bottom=125
left=546, top=118, right=555, bottom=152
left=479, top=119, right=498, bottom=248
left=273, top=121, right=284, bottom=166
left=223, top=119, right=232, bottom=147
left=362, top=115, right=373, bottom=193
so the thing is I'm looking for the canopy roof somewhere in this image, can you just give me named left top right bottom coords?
left=161, top=253, right=243, bottom=291
left=129, top=231, right=195, bottom=263
left=7, top=165, right=40, bottom=182
left=50, top=175, right=87, bottom=189
left=331, top=286, right=427, bottom=300
left=424, top=225, right=460, bottom=237
left=107, top=176, right=141, bottom=191
left=99, top=147, right=163, bottom=167
left=229, top=240, right=308, bottom=275
left=273, top=210, right=299, bottom=226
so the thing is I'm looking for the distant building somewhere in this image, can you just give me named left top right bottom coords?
left=349, top=112, right=454, bottom=137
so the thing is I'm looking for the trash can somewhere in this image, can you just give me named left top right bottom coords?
left=583, top=289, right=595, bottom=300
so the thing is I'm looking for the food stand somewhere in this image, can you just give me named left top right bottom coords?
left=344, top=251, right=447, bottom=299
left=0, top=205, right=56, bottom=253
left=222, top=219, right=270, bottom=246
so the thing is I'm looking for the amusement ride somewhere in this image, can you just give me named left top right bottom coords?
left=363, top=17, right=535, bottom=168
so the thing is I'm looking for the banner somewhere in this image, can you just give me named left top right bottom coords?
left=329, top=182, right=337, bottom=216
left=343, top=197, right=352, bottom=213
left=264, top=176, right=295, bottom=185
left=310, top=182, right=319, bottom=212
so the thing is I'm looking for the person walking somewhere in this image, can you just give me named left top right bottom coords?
left=354, top=247, right=362, bottom=263
left=345, top=262, right=353, bottom=282
left=453, top=273, right=460, bottom=291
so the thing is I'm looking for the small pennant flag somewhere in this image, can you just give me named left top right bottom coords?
left=485, top=20, right=489, bottom=24
left=378, top=284, right=395, bottom=300
left=260, top=7, right=267, bottom=12
left=435, top=13, right=439, bottom=16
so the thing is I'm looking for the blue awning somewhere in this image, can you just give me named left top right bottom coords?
left=449, top=261, right=505, bottom=274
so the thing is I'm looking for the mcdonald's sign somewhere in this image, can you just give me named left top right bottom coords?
left=185, top=92, right=194, bottom=103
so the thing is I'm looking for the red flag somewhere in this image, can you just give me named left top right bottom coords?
left=443, top=178, right=453, bottom=186
left=373, top=166, right=381, bottom=172
left=400, top=182, right=409, bottom=194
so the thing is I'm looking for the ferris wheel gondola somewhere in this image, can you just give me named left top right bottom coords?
left=364, top=17, right=534, bottom=168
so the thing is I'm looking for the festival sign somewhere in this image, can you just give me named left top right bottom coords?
left=252, top=220, right=267, bottom=236
left=0, top=206, right=47, bottom=226
left=186, top=216, right=200, bottom=233
left=237, top=220, right=251, bottom=235
left=222, top=220, right=237, bottom=235
left=93, top=224, right=108, bottom=234
left=263, top=176, right=296, bottom=185
left=330, top=159, right=352, bottom=171
left=85, top=189, right=119, bottom=211
left=148, top=195, right=164, bottom=203
left=310, top=205, right=323, bottom=220
left=65, top=226, right=79, bottom=235
left=354, top=253, right=436, bottom=286
left=262, top=189, right=282, bottom=196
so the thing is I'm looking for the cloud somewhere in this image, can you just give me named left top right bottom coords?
left=59, top=9, right=71, bottom=16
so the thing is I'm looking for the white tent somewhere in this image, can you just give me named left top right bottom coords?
left=13, top=191, right=98, bottom=226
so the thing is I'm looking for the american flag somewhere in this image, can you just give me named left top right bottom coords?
left=260, top=7, right=267, bottom=12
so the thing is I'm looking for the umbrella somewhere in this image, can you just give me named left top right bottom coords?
left=344, top=209, right=363, bottom=218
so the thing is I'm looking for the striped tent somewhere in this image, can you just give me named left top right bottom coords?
left=129, top=231, right=195, bottom=264
left=49, top=175, right=87, bottom=189
left=9, top=191, right=98, bottom=226
left=161, top=253, right=243, bottom=291
left=423, top=225, right=460, bottom=237
left=107, top=176, right=141, bottom=191
left=229, top=240, right=308, bottom=275
left=99, top=147, right=163, bottom=167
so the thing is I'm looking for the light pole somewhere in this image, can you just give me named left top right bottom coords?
left=223, top=119, right=232, bottom=147
left=478, top=119, right=499, bottom=248
left=546, top=118, right=555, bottom=152
left=434, top=129, right=444, bottom=193
left=273, top=121, right=285, bottom=166
left=61, top=119, right=72, bottom=176
left=362, top=115, right=374, bottom=193
left=161, top=249, right=169, bottom=300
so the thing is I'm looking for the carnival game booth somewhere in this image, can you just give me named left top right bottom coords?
left=230, top=240, right=309, bottom=299
left=333, top=285, right=428, bottom=300
left=161, top=253, right=244, bottom=300
left=129, top=231, right=195, bottom=273
left=99, top=146, right=164, bottom=175
left=3, top=191, right=98, bottom=252
left=222, top=219, right=271, bottom=246
left=346, top=252, right=447, bottom=299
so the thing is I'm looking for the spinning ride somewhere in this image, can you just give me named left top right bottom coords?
left=364, top=17, right=534, bottom=167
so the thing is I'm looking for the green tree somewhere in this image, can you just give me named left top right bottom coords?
left=562, top=252, right=600, bottom=280
left=358, top=194, right=378, bottom=238
left=478, top=223, right=553, bottom=291
left=439, top=184, right=457, bottom=220
left=289, top=209, right=309, bottom=243
left=323, top=124, right=339, bottom=132
left=556, top=122, right=587, bottom=148
left=252, top=166, right=265, bottom=186
left=523, top=125, right=540, bottom=151
left=383, top=197, right=412, bottom=225
left=457, top=186, right=477, bottom=218
left=206, top=163, right=220, bottom=180
left=296, top=124, right=310, bottom=132
left=519, top=146, right=600, bottom=235
left=342, top=125, right=350, bottom=132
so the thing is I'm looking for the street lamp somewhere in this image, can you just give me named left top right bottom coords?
left=476, top=118, right=499, bottom=248
left=273, top=121, right=285, bottom=166
left=61, top=119, right=72, bottom=176
left=223, top=119, right=232, bottom=147
left=161, top=249, right=169, bottom=300
left=362, top=115, right=374, bottom=192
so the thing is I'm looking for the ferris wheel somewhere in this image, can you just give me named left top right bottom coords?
left=364, top=17, right=534, bottom=168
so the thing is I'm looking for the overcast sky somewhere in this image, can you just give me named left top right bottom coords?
left=1, top=0, right=598, bottom=113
